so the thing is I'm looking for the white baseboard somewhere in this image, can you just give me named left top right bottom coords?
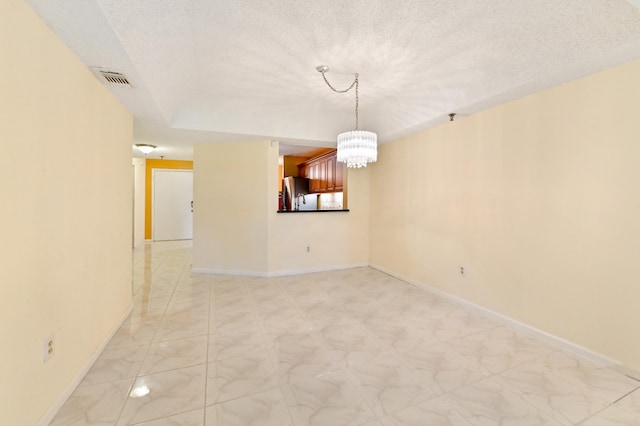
left=192, top=263, right=369, bottom=278
left=191, top=267, right=269, bottom=277
left=266, top=263, right=369, bottom=277
left=370, top=263, right=622, bottom=369
left=621, top=368, right=640, bottom=382
left=37, top=304, right=134, bottom=426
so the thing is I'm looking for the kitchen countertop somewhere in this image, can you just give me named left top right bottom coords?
left=277, top=209, right=349, bottom=213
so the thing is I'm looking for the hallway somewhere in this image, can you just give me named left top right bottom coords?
left=50, top=241, right=640, bottom=425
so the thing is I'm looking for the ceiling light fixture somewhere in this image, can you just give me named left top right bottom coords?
left=135, top=144, right=157, bottom=155
left=316, top=66, right=377, bottom=168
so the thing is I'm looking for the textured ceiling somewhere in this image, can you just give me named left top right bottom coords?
left=26, top=0, right=640, bottom=159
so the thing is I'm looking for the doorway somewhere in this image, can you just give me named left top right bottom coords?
left=152, top=169, right=193, bottom=241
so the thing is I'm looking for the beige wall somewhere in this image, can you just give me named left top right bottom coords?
left=193, top=142, right=271, bottom=274
left=193, top=141, right=369, bottom=275
left=0, top=1, right=134, bottom=424
left=370, top=60, right=640, bottom=372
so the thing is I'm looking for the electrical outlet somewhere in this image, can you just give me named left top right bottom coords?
left=460, top=266, right=465, bottom=276
left=44, top=334, right=55, bottom=363
left=306, top=246, right=311, bottom=252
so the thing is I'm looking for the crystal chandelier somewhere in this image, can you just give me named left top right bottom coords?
left=317, top=66, right=377, bottom=168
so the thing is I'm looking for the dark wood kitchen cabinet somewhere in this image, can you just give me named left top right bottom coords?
left=299, top=163, right=310, bottom=180
left=334, top=157, right=344, bottom=191
left=319, top=158, right=328, bottom=192
left=326, top=156, right=335, bottom=191
left=298, top=150, right=345, bottom=193
left=309, top=162, right=320, bottom=192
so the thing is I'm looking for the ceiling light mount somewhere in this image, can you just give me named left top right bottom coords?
left=317, top=65, right=377, bottom=168
left=135, top=144, right=157, bottom=155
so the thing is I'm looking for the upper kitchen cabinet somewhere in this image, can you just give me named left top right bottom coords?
left=334, top=156, right=344, bottom=191
left=298, top=150, right=345, bottom=194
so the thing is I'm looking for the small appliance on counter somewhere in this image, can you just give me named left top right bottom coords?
left=282, top=176, right=317, bottom=211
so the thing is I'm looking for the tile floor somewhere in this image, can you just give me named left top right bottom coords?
left=50, top=241, right=640, bottom=425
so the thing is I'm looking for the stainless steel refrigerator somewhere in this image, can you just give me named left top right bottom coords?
left=283, top=177, right=317, bottom=211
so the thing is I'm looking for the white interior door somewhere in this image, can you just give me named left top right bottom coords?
left=153, top=170, right=193, bottom=241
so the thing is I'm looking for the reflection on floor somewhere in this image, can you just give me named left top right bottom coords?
left=51, top=240, right=640, bottom=425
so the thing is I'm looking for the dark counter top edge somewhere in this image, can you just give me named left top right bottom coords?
left=277, top=209, right=350, bottom=213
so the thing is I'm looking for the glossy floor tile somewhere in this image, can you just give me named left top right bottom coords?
left=50, top=241, right=640, bottom=425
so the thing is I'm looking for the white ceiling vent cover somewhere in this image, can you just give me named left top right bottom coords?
left=91, top=68, right=133, bottom=87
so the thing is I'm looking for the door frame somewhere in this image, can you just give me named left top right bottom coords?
left=144, top=159, right=194, bottom=240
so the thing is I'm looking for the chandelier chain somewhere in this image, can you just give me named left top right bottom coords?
left=320, top=71, right=359, bottom=130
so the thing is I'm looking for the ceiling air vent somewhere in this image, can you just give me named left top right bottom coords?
left=91, top=68, right=133, bottom=87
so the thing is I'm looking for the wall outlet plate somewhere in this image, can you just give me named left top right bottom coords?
left=44, top=334, right=55, bottom=363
